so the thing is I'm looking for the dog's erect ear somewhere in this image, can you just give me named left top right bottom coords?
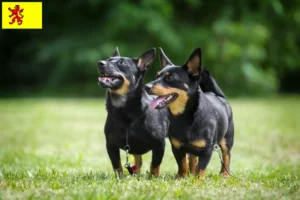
left=137, top=48, right=156, bottom=71
left=113, top=47, right=120, bottom=57
left=183, top=48, right=202, bottom=77
left=159, top=47, right=174, bottom=68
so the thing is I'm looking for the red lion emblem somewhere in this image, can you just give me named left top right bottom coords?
left=8, top=5, right=24, bottom=25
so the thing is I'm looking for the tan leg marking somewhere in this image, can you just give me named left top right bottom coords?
left=188, top=154, right=198, bottom=175
left=219, top=138, right=230, bottom=177
left=150, top=165, right=160, bottom=177
left=198, top=169, right=206, bottom=180
left=133, top=155, right=142, bottom=174
left=178, top=154, right=189, bottom=177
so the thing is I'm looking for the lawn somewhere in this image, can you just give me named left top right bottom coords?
left=0, top=97, right=299, bottom=199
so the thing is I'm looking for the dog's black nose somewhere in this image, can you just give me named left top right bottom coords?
left=97, top=61, right=106, bottom=68
left=144, top=84, right=153, bottom=93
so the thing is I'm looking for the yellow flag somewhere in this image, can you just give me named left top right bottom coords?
left=2, top=2, right=42, bottom=29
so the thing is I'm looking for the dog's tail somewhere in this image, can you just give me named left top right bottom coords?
left=199, top=68, right=226, bottom=98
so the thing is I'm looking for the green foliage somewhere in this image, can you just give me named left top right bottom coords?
left=0, top=97, right=300, bottom=199
left=1, top=0, right=300, bottom=96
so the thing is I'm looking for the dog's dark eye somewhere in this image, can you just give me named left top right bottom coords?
left=119, top=59, right=127, bottom=65
left=165, top=75, right=174, bottom=82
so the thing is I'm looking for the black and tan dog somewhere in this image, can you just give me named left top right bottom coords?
left=97, top=48, right=169, bottom=176
left=145, top=48, right=234, bottom=179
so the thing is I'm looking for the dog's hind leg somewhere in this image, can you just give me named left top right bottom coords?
left=188, top=154, right=198, bottom=175
left=219, top=121, right=234, bottom=177
left=219, top=138, right=231, bottom=177
left=197, top=150, right=213, bottom=180
left=150, top=140, right=165, bottom=177
left=106, top=143, right=123, bottom=176
left=133, top=155, right=142, bottom=174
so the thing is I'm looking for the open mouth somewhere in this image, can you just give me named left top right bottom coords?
left=98, top=73, right=123, bottom=89
left=149, top=93, right=178, bottom=109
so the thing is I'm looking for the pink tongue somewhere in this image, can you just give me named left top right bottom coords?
left=150, top=96, right=167, bottom=109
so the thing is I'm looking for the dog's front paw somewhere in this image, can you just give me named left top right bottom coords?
left=114, top=168, right=123, bottom=177
left=220, top=172, right=230, bottom=178
left=198, top=169, right=206, bottom=181
left=177, top=171, right=188, bottom=178
left=150, top=166, right=160, bottom=177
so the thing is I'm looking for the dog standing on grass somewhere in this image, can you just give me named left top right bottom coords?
left=97, top=48, right=169, bottom=176
left=145, top=48, right=234, bottom=179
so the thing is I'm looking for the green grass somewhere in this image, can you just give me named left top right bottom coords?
left=0, top=96, right=299, bottom=199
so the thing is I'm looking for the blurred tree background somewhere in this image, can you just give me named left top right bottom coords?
left=1, top=0, right=300, bottom=97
